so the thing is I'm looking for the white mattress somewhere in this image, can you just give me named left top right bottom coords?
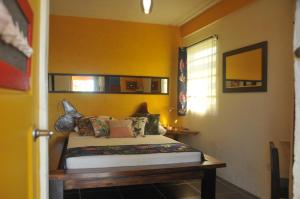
left=66, top=132, right=201, bottom=169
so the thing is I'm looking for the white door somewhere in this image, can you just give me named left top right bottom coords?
left=293, top=0, right=300, bottom=198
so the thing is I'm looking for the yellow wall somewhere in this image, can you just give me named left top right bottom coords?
left=180, top=0, right=255, bottom=37
left=0, top=0, right=40, bottom=199
left=48, top=16, right=180, bottom=168
left=181, top=0, right=294, bottom=198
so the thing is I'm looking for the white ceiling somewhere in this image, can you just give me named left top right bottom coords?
left=50, top=0, right=220, bottom=26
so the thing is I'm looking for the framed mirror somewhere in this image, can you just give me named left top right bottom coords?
left=223, top=41, right=268, bottom=92
left=48, top=73, right=169, bottom=95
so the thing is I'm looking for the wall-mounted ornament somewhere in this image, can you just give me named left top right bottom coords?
left=0, top=1, right=33, bottom=57
left=0, top=0, right=33, bottom=90
left=177, top=48, right=187, bottom=116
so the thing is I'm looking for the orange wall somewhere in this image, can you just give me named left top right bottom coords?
left=180, top=0, right=255, bottom=37
left=48, top=16, right=180, bottom=167
left=0, top=0, right=40, bottom=199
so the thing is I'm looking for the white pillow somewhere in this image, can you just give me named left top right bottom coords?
left=158, top=124, right=167, bottom=135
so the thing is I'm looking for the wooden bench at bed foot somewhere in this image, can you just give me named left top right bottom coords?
left=49, top=155, right=225, bottom=199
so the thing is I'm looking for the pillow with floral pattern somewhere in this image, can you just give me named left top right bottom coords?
left=76, top=116, right=95, bottom=136
left=128, top=117, right=148, bottom=136
left=89, top=116, right=114, bottom=137
left=89, top=117, right=109, bottom=137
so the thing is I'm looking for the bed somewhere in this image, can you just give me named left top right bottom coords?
left=66, top=132, right=202, bottom=169
left=49, top=133, right=226, bottom=199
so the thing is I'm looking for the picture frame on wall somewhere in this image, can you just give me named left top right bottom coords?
left=223, top=41, right=268, bottom=93
left=0, top=0, right=33, bottom=91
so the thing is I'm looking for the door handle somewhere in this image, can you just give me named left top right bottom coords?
left=33, top=129, right=53, bottom=140
left=296, top=47, right=300, bottom=58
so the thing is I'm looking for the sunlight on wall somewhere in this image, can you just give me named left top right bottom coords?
left=187, top=38, right=217, bottom=115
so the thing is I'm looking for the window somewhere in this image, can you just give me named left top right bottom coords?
left=187, top=37, right=217, bottom=114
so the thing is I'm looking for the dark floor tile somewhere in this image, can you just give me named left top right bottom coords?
left=186, top=179, right=202, bottom=192
left=216, top=179, right=259, bottom=198
left=243, top=192, right=259, bottom=199
left=81, top=187, right=122, bottom=199
left=156, top=183, right=201, bottom=199
left=217, top=192, right=253, bottom=199
left=187, top=180, right=245, bottom=197
left=155, top=181, right=187, bottom=187
left=186, top=179, right=201, bottom=184
left=120, top=184, right=164, bottom=199
left=119, top=184, right=153, bottom=190
left=72, top=179, right=258, bottom=199
left=176, top=197, right=201, bottom=199
left=216, top=181, right=236, bottom=194
left=166, top=181, right=187, bottom=185
left=64, top=189, right=80, bottom=199
left=240, top=192, right=259, bottom=199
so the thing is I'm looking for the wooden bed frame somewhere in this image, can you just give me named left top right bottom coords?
left=49, top=137, right=226, bottom=199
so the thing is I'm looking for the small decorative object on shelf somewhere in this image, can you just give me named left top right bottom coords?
left=55, top=100, right=82, bottom=132
left=165, top=127, right=199, bottom=141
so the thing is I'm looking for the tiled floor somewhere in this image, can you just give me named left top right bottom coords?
left=64, top=178, right=259, bottom=199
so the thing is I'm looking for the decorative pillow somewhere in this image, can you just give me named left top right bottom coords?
left=76, top=116, right=95, bottom=136
left=108, top=120, right=134, bottom=138
left=128, top=117, right=148, bottom=136
left=89, top=117, right=110, bottom=137
left=144, top=114, right=160, bottom=135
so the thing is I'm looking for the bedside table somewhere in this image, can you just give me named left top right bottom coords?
left=165, top=128, right=199, bottom=141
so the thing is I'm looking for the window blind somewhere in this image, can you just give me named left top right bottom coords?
left=187, top=37, right=217, bottom=114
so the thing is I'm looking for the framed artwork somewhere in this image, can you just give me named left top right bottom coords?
left=0, top=0, right=33, bottom=91
left=151, top=78, right=161, bottom=93
left=126, top=81, right=138, bottom=90
left=122, top=77, right=141, bottom=92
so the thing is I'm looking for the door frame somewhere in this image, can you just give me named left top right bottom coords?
left=38, top=0, right=50, bottom=199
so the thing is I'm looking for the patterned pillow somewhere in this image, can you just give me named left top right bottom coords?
left=144, top=114, right=160, bottom=135
left=76, top=116, right=95, bottom=136
left=108, top=119, right=134, bottom=138
left=96, top=116, right=114, bottom=121
left=89, top=117, right=110, bottom=137
left=128, top=117, right=148, bottom=136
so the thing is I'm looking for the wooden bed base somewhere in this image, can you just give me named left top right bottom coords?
left=49, top=138, right=226, bottom=199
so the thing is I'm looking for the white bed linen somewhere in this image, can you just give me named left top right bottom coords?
left=66, top=132, right=201, bottom=169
